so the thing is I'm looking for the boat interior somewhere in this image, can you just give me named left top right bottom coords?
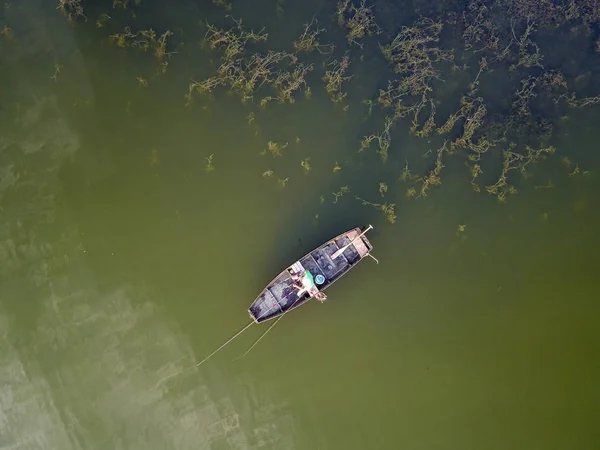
left=249, top=229, right=371, bottom=322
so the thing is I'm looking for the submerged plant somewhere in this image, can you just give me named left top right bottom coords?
left=323, top=56, right=352, bottom=103
left=485, top=144, right=555, bottom=202
left=1, top=25, right=13, bottom=40
left=57, top=0, right=86, bottom=23
left=301, top=158, right=311, bottom=173
left=355, top=196, right=397, bottom=223
left=186, top=77, right=225, bottom=105
left=336, top=0, right=381, bottom=47
left=333, top=185, right=351, bottom=203
left=378, top=17, right=453, bottom=132
left=293, top=16, right=334, bottom=54
left=203, top=17, right=267, bottom=62
left=212, top=0, right=232, bottom=11
left=417, top=141, right=447, bottom=198
left=113, top=0, right=141, bottom=8
left=109, top=27, right=174, bottom=60
left=190, top=17, right=323, bottom=106
left=359, top=116, right=393, bottom=162
left=261, top=141, right=288, bottom=157
left=272, top=62, right=314, bottom=103
left=205, top=154, right=215, bottom=172
left=50, top=63, right=63, bottom=82
left=95, top=13, right=111, bottom=28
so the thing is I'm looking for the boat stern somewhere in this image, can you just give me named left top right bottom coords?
left=248, top=309, right=259, bottom=323
left=361, top=225, right=374, bottom=253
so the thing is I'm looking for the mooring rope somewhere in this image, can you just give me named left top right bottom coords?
left=154, top=320, right=254, bottom=387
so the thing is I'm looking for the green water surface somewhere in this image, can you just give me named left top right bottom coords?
left=1, top=1, right=599, bottom=449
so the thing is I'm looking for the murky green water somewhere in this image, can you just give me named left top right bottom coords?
left=1, top=1, right=599, bottom=449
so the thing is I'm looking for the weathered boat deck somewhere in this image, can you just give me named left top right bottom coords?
left=249, top=228, right=372, bottom=322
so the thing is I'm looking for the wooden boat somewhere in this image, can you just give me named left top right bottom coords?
left=249, top=225, right=376, bottom=323
left=155, top=226, right=377, bottom=383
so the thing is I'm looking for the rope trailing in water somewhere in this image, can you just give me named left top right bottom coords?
left=237, top=291, right=306, bottom=359
left=155, top=320, right=254, bottom=387
left=239, top=315, right=283, bottom=358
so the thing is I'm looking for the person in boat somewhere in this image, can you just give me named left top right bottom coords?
left=290, top=270, right=305, bottom=291
left=290, top=270, right=312, bottom=292
left=290, top=269, right=303, bottom=281
left=291, top=270, right=327, bottom=302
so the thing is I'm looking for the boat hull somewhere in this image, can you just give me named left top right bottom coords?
left=248, top=226, right=373, bottom=323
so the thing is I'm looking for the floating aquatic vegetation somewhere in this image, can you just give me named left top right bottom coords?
left=534, top=180, right=554, bottom=190
left=355, top=196, right=396, bottom=223
left=275, top=0, right=285, bottom=17
left=400, top=161, right=419, bottom=183
left=271, top=61, right=314, bottom=104
left=95, top=13, right=111, bottom=28
left=293, top=16, right=334, bottom=54
left=301, top=158, right=311, bottom=174
left=1, top=26, right=13, bottom=40
left=567, top=164, right=580, bottom=177
left=277, top=177, right=289, bottom=188
left=485, top=144, right=555, bottom=202
left=469, top=163, right=483, bottom=192
left=203, top=17, right=267, bottom=62
left=205, top=154, right=215, bottom=172
left=186, top=77, right=225, bottom=105
left=378, top=182, right=388, bottom=197
left=56, top=0, right=600, bottom=209
left=336, top=0, right=381, bottom=47
left=359, top=116, right=393, bottom=162
left=191, top=16, right=323, bottom=106
left=332, top=185, right=350, bottom=203
left=323, top=56, right=352, bottom=103
left=157, top=61, right=169, bottom=76
left=113, top=0, right=141, bottom=8
left=378, top=17, right=453, bottom=133
left=109, top=27, right=174, bottom=60
left=50, top=64, right=63, bottom=82
left=510, top=18, right=544, bottom=71
left=212, top=0, right=232, bottom=11
left=562, top=94, right=600, bottom=108
left=57, top=0, right=86, bottom=23
left=260, top=141, right=288, bottom=157
left=416, top=141, right=447, bottom=198
left=191, top=46, right=300, bottom=105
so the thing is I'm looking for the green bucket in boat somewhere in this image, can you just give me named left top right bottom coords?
left=303, top=270, right=315, bottom=287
